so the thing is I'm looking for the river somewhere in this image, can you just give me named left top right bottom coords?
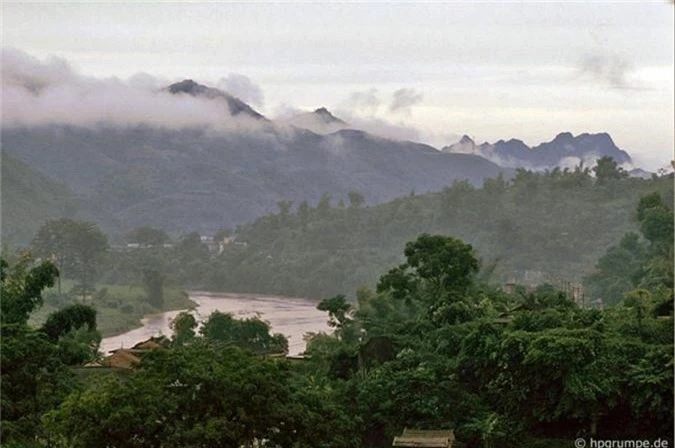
left=100, top=291, right=332, bottom=356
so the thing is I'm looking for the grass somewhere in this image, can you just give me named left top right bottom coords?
left=30, top=279, right=196, bottom=337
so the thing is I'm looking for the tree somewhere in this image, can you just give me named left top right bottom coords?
left=170, top=311, right=198, bottom=346
left=1, top=256, right=59, bottom=325
left=378, top=234, right=480, bottom=302
left=0, top=256, right=75, bottom=445
left=40, top=303, right=97, bottom=342
left=593, top=156, right=627, bottom=184
left=317, top=294, right=358, bottom=343
left=44, top=345, right=358, bottom=448
left=31, top=219, right=108, bottom=296
left=318, top=294, right=353, bottom=329
left=637, top=193, right=673, bottom=250
left=200, top=311, right=288, bottom=355
left=348, top=190, right=366, bottom=208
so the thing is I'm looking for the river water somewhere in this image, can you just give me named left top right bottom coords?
left=100, top=292, right=331, bottom=356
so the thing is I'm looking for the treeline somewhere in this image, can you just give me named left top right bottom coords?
left=200, top=161, right=673, bottom=303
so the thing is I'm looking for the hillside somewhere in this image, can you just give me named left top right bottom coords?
left=195, top=170, right=673, bottom=301
left=0, top=154, right=78, bottom=244
left=2, top=117, right=505, bottom=243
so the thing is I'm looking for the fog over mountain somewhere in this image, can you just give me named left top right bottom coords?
left=1, top=48, right=651, bottom=244
left=1, top=50, right=507, bottom=242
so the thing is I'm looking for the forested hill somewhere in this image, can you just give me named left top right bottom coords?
left=1, top=121, right=504, bottom=242
left=203, top=165, right=673, bottom=301
left=0, top=154, right=78, bottom=243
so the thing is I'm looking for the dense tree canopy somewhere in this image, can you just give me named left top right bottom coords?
left=31, top=218, right=109, bottom=295
left=168, top=168, right=672, bottom=301
left=0, top=256, right=100, bottom=446
left=3, top=167, right=673, bottom=447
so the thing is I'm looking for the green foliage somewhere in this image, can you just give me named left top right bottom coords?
left=4, top=224, right=673, bottom=447
left=593, top=156, right=628, bottom=184
left=585, top=191, right=674, bottom=305
left=40, top=303, right=97, bottom=341
left=1, top=256, right=59, bottom=325
left=378, top=234, right=479, bottom=300
left=44, top=345, right=359, bottom=448
left=30, top=281, right=193, bottom=338
left=5, top=170, right=674, bottom=446
left=200, top=311, right=289, bottom=355
left=31, top=218, right=109, bottom=294
left=0, top=256, right=82, bottom=445
left=170, top=311, right=198, bottom=346
left=201, top=170, right=672, bottom=300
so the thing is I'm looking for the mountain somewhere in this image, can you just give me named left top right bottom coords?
left=2, top=81, right=507, bottom=242
left=1, top=153, right=79, bottom=244
left=282, top=107, right=349, bottom=135
left=442, top=132, right=633, bottom=170
left=166, top=79, right=267, bottom=120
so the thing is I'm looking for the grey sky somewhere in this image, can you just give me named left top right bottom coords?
left=2, top=1, right=673, bottom=169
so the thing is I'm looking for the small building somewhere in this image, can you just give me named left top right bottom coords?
left=100, top=349, right=141, bottom=370
left=132, top=335, right=170, bottom=350
left=392, top=429, right=455, bottom=448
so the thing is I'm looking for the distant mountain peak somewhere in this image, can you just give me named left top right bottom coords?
left=167, top=79, right=206, bottom=95
left=553, top=132, right=574, bottom=142
left=313, top=107, right=346, bottom=124
left=443, top=131, right=633, bottom=170
left=459, top=135, right=475, bottom=144
left=165, top=79, right=266, bottom=120
left=284, top=107, right=348, bottom=134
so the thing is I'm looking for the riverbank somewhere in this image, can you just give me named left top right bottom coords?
left=30, top=281, right=196, bottom=337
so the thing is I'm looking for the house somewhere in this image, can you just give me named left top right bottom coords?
left=392, top=429, right=455, bottom=448
left=100, top=349, right=141, bottom=370
left=88, top=336, right=169, bottom=371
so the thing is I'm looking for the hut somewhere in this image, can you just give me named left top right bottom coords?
left=100, top=349, right=141, bottom=370
left=392, top=429, right=455, bottom=448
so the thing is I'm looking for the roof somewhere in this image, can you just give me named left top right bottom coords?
left=101, top=349, right=141, bottom=369
left=132, top=340, right=163, bottom=350
left=392, top=429, right=455, bottom=448
left=83, top=361, right=103, bottom=367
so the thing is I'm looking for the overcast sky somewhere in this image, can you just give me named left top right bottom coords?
left=2, top=1, right=673, bottom=169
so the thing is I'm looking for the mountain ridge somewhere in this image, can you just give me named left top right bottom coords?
left=442, top=132, right=633, bottom=170
left=1, top=79, right=641, bottom=243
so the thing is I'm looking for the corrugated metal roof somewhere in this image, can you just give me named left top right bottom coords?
left=392, top=429, right=455, bottom=448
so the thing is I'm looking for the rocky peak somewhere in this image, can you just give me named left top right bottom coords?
left=313, top=107, right=346, bottom=124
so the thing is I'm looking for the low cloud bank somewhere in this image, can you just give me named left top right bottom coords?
left=1, top=48, right=264, bottom=131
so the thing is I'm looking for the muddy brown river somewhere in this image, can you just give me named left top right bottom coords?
left=100, top=292, right=331, bottom=356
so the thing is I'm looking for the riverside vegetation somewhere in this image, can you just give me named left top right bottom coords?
left=0, top=162, right=672, bottom=447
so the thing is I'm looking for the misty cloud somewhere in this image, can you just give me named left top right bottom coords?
left=344, top=88, right=381, bottom=116
left=578, top=53, right=645, bottom=90
left=389, top=88, right=423, bottom=116
left=334, top=110, right=421, bottom=142
left=217, top=73, right=264, bottom=107
left=1, top=48, right=265, bottom=131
